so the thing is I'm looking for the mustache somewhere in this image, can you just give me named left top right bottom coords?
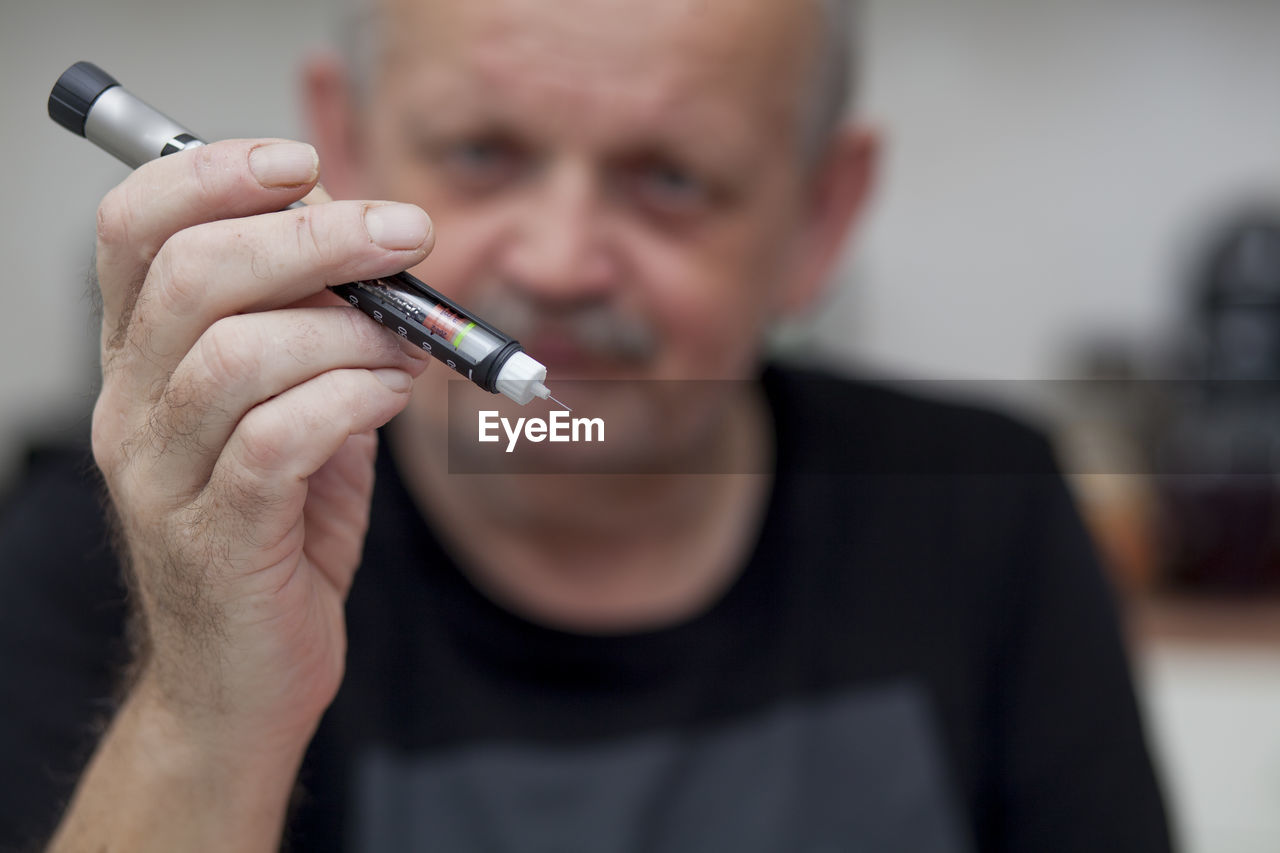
left=469, top=291, right=660, bottom=364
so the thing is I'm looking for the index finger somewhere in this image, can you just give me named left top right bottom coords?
left=94, top=138, right=320, bottom=342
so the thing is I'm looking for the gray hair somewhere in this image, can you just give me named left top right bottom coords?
left=339, top=0, right=860, bottom=163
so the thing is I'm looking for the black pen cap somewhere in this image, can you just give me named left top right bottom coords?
left=49, top=61, right=119, bottom=138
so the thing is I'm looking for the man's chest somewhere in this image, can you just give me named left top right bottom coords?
left=346, top=681, right=972, bottom=853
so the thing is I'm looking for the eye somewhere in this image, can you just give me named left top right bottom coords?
left=438, top=136, right=527, bottom=194
left=629, top=160, right=713, bottom=217
left=449, top=139, right=504, bottom=169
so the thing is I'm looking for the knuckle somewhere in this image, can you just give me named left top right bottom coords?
left=316, top=369, right=373, bottom=428
left=196, top=317, right=261, bottom=389
left=91, top=394, right=126, bottom=476
left=154, top=374, right=216, bottom=456
left=95, top=185, right=133, bottom=249
left=249, top=244, right=275, bottom=282
left=293, top=209, right=335, bottom=269
left=141, top=403, right=177, bottom=458
left=148, top=232, right=207, bottom=319
left=335, top=302, right=389, bottom=352
left=281, top=313, right=324, bottom=365
left=188, top=144, right=225, bottom=200
left=325, top=299, right=407, bottom=364
left=298, top=386, right=340, bottom=435
left=235, top=407, right=291, bottom=473
left=126, top=390, right=189, bottom=465
left=205, top=466, right=283, bottom=538
left=90, top=401, right=159, bottom=519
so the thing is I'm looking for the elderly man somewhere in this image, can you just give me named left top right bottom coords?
left=0, top=0, right=1170, bottom=850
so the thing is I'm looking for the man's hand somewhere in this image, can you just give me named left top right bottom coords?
left=49, top=138, right=432, bottom=851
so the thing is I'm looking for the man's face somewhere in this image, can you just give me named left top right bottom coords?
left=355, top=0, right=825, bottom=392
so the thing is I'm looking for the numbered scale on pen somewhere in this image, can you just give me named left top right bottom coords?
left=334, top=278, right=520, bottom=385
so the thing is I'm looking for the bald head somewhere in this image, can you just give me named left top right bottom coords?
left=340, top=0, right=859, bottom=162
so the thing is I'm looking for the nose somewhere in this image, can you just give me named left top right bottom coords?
left=498, top=160, right=618, bottom=304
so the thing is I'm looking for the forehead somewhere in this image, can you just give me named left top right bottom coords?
left=373, top=0, right=820, bottom=151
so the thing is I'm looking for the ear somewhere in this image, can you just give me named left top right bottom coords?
left=301, top=51, right=367, bottom=201
left=776, top=125, right=879, bottom=314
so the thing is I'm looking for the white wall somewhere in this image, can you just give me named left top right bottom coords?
left=815, top=0, right=1280, bottom=381
left=1140, top=643, right=1280, bottom=853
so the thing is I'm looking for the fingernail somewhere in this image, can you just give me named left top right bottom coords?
left=364, top=203, right=432, bottom=251
left=372, top=368, right=414, bottom=393
left=248, top=142, right=319, bottom=188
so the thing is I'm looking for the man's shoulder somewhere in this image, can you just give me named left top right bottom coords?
left=0, top=439, right=123, bottom=622
left=0, top=441, right=128, bottom=849
left=763, top=362, right=1056, bottom=476
left=0, top=441, right=108, bottom=544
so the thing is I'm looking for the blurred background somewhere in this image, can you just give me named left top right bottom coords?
left=2, top=0, right=1279, bottom=850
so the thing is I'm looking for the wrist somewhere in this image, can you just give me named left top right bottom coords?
left=131, top=667, right=319, bottom=773
left=48, top=673, right=314, bottom=853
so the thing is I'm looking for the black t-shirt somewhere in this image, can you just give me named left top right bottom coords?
left=0, top=366, right=1172, bottom=852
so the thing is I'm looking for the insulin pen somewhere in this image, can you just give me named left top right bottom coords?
left=48, top=61, right=568, bottom=409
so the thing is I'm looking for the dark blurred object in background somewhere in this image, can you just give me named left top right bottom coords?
left=1194, top=214, right=1280, bottom=382
left=1155, top=213, right=1280, bottom=595
left=1067, top=211, right=1280, bottom=598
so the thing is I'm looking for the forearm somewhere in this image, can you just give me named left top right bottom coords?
left=47, top=674, right=311, bottom=853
